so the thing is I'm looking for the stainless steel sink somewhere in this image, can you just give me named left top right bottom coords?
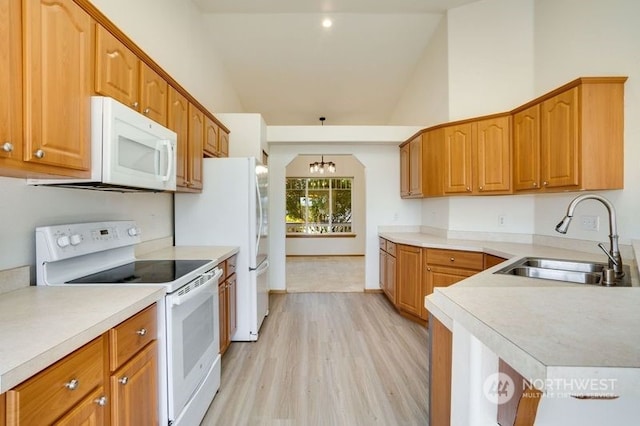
left=494, top=257, right=632, bottom=286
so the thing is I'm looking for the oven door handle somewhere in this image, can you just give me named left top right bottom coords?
left=170, top=268, right=223, bottom=307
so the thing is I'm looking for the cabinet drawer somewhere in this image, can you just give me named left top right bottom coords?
left=6, top=336, right=104, bottom=426
left=379, top=237, right=386, bottom=250
left=426, top=249, right=483, bottom=270
left=109, top=304, right=157, bottom=371
left=386, top=241, right=397, bottom=257
left=226, top=254, right=237, bottom=277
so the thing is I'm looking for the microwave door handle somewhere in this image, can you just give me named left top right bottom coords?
left=161, top=140, right=172, bottom=182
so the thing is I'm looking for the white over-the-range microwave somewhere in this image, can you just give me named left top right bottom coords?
left=29, top=96, right=177, bottom=192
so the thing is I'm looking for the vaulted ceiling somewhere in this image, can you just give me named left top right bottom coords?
left=193, top=0, right=479, bottom=125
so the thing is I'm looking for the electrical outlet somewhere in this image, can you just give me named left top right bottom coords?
left=498, top=215, right=506, bottom=227
left=580, top=215, right=599, bottom=231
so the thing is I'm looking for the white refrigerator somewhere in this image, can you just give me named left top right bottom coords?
left=174, top=157, right=269, bottom=341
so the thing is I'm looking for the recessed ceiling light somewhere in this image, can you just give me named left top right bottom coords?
left=322, top=18, right=333, bottom=28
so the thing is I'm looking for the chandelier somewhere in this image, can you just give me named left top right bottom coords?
left=309, top=155, right=336, bottom=174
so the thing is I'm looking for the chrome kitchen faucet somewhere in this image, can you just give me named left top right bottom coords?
left=555, top=194, right=625, bottom=280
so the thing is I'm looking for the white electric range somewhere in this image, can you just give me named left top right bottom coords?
left=35, top=220, right=222, bottom=426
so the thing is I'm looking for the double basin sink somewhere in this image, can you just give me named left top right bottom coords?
left=495, top=257, right=632, bottom=287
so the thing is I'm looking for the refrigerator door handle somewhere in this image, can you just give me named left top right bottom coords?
left=255, top=172, right=263, bottom=255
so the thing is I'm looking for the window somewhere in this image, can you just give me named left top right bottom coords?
left=286, top=178, right=353, bottom=234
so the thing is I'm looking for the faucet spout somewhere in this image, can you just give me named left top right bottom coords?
left=555, top=194, right=624, bottom=279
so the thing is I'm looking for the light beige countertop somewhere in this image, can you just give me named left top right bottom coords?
left=379, top=232, right=640, bottom=394
left=137, top=245, right=239, bottom=263
left=0, top=285, right=165, bottom=393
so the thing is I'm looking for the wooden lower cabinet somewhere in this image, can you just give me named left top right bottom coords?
left=110, top=341, right=158, bottom=426
left=56, top=387, right=107, bottom=426
left=5, top=304, right=158, bottom=426
left=219, top=255, right=238, bottom=355
left=429, top=314, right=452, bottom=426
left=379, top=238, right=397, bottom=305
left=396, top=244, right=423, bottom=318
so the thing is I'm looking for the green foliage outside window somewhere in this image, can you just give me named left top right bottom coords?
left=286, top=178, right=353, bottom=234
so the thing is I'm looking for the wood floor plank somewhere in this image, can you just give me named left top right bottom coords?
left=201, top=293, right=429, bottom=425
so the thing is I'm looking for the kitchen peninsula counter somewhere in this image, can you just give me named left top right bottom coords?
left=0, top=285, right=165, bottom=393
left=380, top=231, right=640, bottom=423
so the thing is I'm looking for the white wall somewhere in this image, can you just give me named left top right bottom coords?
left=215, top=113, right=268, bottom=159
left=285, top=155, right=366, bottom=256
left=267, top=125, right=423, bottom=290
left=90, top=0, right=243, bottom=114
left=532, top=0, right=640, bottom=246
left=389, top=15, right=450, bottom=126
left=0, top=177, right=172, bottom=274
left=447, top=0, right=535, bottom=120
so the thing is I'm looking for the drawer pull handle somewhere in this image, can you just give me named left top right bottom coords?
left=64, top=379, right=79, bottom=390
left=119, top=376, right=129, bottom=385
left=94, top=396, right=108, bottom=407
left=450, top=257, right=455, bottom=262
left=136, top=328, right=147, bottom=336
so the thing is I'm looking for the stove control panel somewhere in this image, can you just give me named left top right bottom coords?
left=36, top=220, right=142, bottom=262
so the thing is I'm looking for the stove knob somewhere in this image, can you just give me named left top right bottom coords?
left=127, top=227, right=140, bottom=237
left=57, top=235, right=70, bottom=248
left=70, top=234, right=82, bottom=246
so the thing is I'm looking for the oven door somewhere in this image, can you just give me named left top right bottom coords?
left=165, top=268, right=221, bottom=420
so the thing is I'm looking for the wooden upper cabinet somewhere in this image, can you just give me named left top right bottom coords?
left=474, top=116, right=511, bottom=193
left=95, top=24, right=139, bottom=109
left=218, top=129, right=230, bottom=157
left=168, top=87, right=189, bottom=188
left=400, top=135, right=424, bottom=198
left=0, top=0, right=23, bottom=174
left=187, top=103, right=204, bottom=190
left=443, top=123, right=473, bottom=194
left=139, top=63, right=168, bottom=125
left=204, top=116, right=219, bottom=157
left=22, top=0, right=93, bottom=175
left=513, top=77, right=626, bottom=193
left=541, top=87, right=579, bottom=189
left=513, top=104, right=541, bottom=191
left=399, top=143, right=410, bottom=197
left=424, top=128, right=444, bottom=197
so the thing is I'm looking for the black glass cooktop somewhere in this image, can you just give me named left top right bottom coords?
left=67, top=259, right=211, bottom=284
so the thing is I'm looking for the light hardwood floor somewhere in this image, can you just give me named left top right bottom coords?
left=201, top=293, right=429, bottom=425
left=286, top=256, right=365, bottom=292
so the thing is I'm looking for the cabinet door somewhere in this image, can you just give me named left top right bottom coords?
left=23, top=0, right=93, bottom=174
left=187, top=103, right=204, bottom=190
left=385, top=254, right=396, bottom=305
left=424, top=128, right=444, bottom=197
left=399, top=143, right=410, bottom=197
left=409, top=136, right=423, bottom=197
left=443, top=123, right=473, bottom=194
left=218, top=130, right=229, bottom=158
left=168, top=87, right=189, bottom=189
left=541, top=87, right=579, bottom=189
left=228, top=274, right=237, bottom=339
left=0, top=0, right=23, bottom=173
left=110, top=341, right=158, bottom=426
left=379, top=249, right=387, bottom=291
left=204, top=116, right=219, bottom=157
left=474, top=116, right=511, bottom=193
left=56, top=387, right=107, bottom=426
left=218, top=282, right=229, bottom=354
left=396, top=245, right=423, bottom=317
left=139, top=63, right=168, bottom=126
left=513, top=104, right=541, bottom=192
left=95, top=25, right=139, bottom=109
left=423, top=265, right=476, bottom=320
